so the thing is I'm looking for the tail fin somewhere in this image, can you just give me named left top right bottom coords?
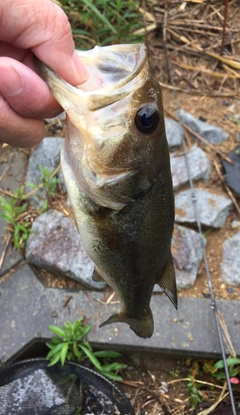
left=99, top=310, right=154, bottom=339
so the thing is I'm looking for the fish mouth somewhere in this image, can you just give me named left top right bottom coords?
left=36, top=44, right=148, bottom=112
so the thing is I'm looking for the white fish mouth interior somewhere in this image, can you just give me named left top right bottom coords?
left=76, top=44, right=147, bottom=93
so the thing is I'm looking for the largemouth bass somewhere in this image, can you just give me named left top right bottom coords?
left=38, top=44, right=177, bottom=338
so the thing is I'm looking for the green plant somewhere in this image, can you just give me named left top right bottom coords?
left=58, top=0, right=145, bottom=49
left=0, top=187, right=32, bottom=249
left=26, top=164, right=60, bottom=211
left=46, top=318, right=127, bottom=381
left=169, top=360, right=181, bottom=378
left=187, top=374, right=204, bottom=408
left=212, top=357, right=240, bottom=381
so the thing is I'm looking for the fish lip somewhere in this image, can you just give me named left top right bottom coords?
left=36, top=44, right=148, bottom=111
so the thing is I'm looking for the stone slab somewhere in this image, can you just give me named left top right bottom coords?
left=170, top=146, right=211, bottom=191
left=1, top=264, right=240, bottom=365
left=0, top=241, right=23, bottom=278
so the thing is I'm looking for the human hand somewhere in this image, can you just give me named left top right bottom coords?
left=0, top=0, right=88, bottom=148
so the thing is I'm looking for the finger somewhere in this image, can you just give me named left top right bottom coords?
left=0, top=95, right=45, bottom=148
left=0, top=0, right=89, bottom=85
left=0, top=57, right=62, bottom=118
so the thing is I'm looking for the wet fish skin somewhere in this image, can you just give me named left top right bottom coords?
left=37, top=44, right=177, bottom=338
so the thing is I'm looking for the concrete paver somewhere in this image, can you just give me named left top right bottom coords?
left=1, top=263, right=240, bottom=365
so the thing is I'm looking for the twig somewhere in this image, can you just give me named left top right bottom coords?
left=62, top=294, right=72, bottom=308
left=214, top=161, right=240, bottom=216
left=167, top=377, right=224, bottom=389
left=0, top=188, right=19, bottom=199
left=159, top=82, right=238, bottom=98
left=164, top=108, right=234, bottom=164
left=220, top=0, right=229, bottom=56
left=0, top=233, right=11, bottom=271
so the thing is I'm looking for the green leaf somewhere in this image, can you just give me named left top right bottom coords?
left=48, top=325, right=66, bottom=337
left=61, top=342, right=69, bottom=366
left=47, top=350, right=62, bottom=366
left=82, top=323, right=91, bottom=336
left=81, top=0, right=117, bottom=34
left=214, top=357, right=240, bottom=369
left=101, top=371, right=123, bottom=381
left=102, top=362, right=127, bottom=372
left=79, top=344, right=102, bottom=371
left=73, top=343, right=83, bottom=359
left=94, top=351, right=122, bottom=358
left=46, top=342, right=66, bottom=359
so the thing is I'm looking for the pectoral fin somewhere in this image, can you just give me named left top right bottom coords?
left=157, top=254, right=177, bottom=309
left=99, top=310, right=154, bottom=339
left=92, top=266, right=104, bottom=282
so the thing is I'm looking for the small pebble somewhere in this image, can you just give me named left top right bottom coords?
left=235, top=132, right=240, bottom=143
left=231, top=220, right=240, bottom=229
left=224, top=114, right=230, bottom=120
left=199, top=115, right=207, bottom=122
left=202, top=292, right=211, bottom=298
left=227, top=287, right=235, bottom=293
left=222, top=100, right=230, bottom=106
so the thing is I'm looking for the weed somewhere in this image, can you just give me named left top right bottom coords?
left=211, top=357, right=240, bottom=382
left=46, top=318, right=127, bottom=381
left=58, top=0, right=145, bottom=49
left=0, top=164, right=60, bottom=249
left=169, top=360, right=181, bottom=378
left=26, top=165, right=60, bottom=211
left=186, top=360, right=205, bottom=408
left=0, top=187, right=32, bottom=249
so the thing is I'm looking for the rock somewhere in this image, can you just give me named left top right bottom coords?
left=165, top=118, right=184, bottom=151
left=235, top=132, right=240, bottom=143
left=25, top=209, right=106, bottom=290
left=172, top=225, right=204, bottom=289
left=25, top=137, right=64, bottom=208
left=177, top=109, right=229, bottom=144
left=221, top=232, right=240, bottom=286
left=231, top=220, right=240, bottom=229
left=175, top=189, right=232, bottom=228
left=170, top=146, right=211, bottom=191
left=222, top=146, right=240, bottom=197
left=154, top=225, right=204, bottom=291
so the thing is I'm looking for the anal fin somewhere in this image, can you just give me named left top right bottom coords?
left=157, top=253, right=177, bottom=309
left=92, top=266, right=104, bottom=282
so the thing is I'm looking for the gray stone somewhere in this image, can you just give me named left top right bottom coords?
left=170, top=146, right=211, bottom=191
left=221, top=232, right=240, bottom=286
left=165, top=118, right=184, bottom=151
left=0, top=242, right=23, bottom=278
left=154, top=225, right=204, bottom=291
left=25, top=209, right=106, bottom=290
left=172, top=225, right=204, bottom=289
left=231, top=220, right=240, bottom=229
left=25, top=137, right=64, bottom=209
left=175, top=189, right=232, bottom=228
left=0, top=147, right=27, bottom=194
left=177, top=109, right=229, bottom=144
left=1, top=264, right=240, bottom=364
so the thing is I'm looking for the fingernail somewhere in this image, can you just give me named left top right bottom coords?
left=0, top=65, right=23, bottom=96
left=73, top=51, right=89, bottom=84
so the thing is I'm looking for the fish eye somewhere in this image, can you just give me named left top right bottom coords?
left=135, top=106, right=160, bottom=134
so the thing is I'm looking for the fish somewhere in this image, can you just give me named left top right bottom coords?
left=37, top=44, right=177, bottom=338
